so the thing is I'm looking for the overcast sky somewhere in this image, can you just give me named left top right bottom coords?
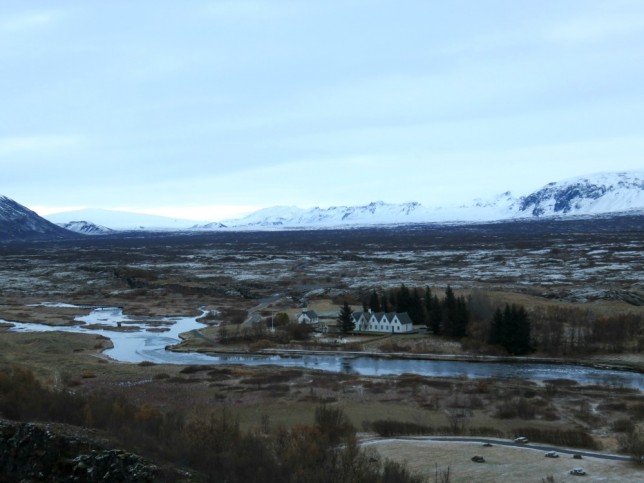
left=2, top=1, right=643, bottom=221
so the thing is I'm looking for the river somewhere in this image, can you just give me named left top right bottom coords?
left=4, top=304, right=643, bottom=390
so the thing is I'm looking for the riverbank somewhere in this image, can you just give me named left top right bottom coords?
left=168, top=333, right=644, bottom=375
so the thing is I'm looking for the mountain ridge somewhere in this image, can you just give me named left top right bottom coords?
left=211, top=170, right=644, bottom=230
left=8, top=169, right=642, bottom=235
left=0, top=196, right=76, bottom=241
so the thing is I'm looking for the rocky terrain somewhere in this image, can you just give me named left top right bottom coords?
left=0, top=419, right=163, bottom=482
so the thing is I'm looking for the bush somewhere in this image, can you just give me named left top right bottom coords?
left=371, top=419, right=432, bottom=437
left=511, top=427, right=598, bottom=449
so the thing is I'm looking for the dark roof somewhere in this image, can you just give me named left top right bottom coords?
left=395, top=312, right=414, bottom=325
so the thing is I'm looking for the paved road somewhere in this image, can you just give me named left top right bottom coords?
left=362, top=436, right=634, bottom=462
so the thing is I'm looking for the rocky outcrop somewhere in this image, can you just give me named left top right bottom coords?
left=0, top=419, right=159, bottom=482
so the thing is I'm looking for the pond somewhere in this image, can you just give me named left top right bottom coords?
left=4, top=304, right=643, bottom=390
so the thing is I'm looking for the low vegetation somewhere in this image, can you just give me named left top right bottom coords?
left=0, top=366, right=425, bottom=482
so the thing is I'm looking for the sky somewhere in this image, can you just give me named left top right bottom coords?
left=2, top=0, right=643, bottom=222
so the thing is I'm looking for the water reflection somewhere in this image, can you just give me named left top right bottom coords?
left=4, top=305, right=643, bottom=391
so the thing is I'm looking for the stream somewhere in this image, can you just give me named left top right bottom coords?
left=4, top=304, right=643, bottom=390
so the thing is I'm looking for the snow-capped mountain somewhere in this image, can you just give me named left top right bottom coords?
left=0, top=196, right=75, bottom=241
left=512, top=171, right=644, bottom=217
left=217, top=202, right=436, bottom=228
left=212, top=201, right=507, bottom=230
left=34, top=170, right=644, bottom=233
left=203, top=170, right=643, bottom=230
left=57, top=220, right=113, bottom=235
left=45, top=209, right=205, bottom=231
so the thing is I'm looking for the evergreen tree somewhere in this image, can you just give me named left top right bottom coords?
left=381, top=291, right=389, bottom=312
left=389, top=290, right=397, bottom=311
left=488, top=307, right=504, bottom=346
left=423, top=286, right=432, bottom=326
left=508, top=304, right=531, bottom=355
left=488, top=304, right=532, bottom=355
left=397, top=283, right=411, bottom=313
left=442, top=285, right=457, bottom=336
left=368, top=289, right=381, bottom=312
left=408, top=287, right=424, bottom=324
left=439, top=286, right=470, bottom=338
left=428, top=294, right=442, bottom=335
left=337, top=302, right=355, bottom=335
left=451, top=296, right=470, bottom=338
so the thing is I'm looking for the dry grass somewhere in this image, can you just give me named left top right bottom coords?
left=368, top=440, right=640, bottom=482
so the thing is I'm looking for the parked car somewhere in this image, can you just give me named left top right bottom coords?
left=513, top=436, right=529, bottom=444
left=570, top=468, right=586, bottom=475
left=573, top=454, right=583, bottom=459
left=482, top=443, right=493, bottom=447
left=471, top=456, right=485, bottom=463
left=545, top=451, right=559, bottom=458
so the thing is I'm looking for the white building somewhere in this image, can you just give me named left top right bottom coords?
left=352, top=311, right=414, bottom=334
left=297, top=310, right=319, bottom=325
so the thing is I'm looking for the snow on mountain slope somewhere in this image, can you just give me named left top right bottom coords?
left=0, top=195, right=75, bottom=241
left=45, top=209, right=205, bottom=231
left=215, top=200, right=516, bottom=230
left=513, top=171, right=644, bottom=217
left=58, top=221, right=113, bottom=235
left=209, top=171, right=643, bottom=230
left=38, top=170, right=644, bottom=232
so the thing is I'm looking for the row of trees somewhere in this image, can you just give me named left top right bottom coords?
left=364, top=285, right=470, bottom=338
left=488, top=304, right=532, bottom=355
left=356, top=285, right=534, bottom=355
left=531, top=307, right=643, bottom=356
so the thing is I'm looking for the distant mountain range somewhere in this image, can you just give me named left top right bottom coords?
left=194, top=171, right=644, bottom=230
left=57, top=220, right=114, bottom=236
left=1, top=170, right=643, bottom=240
left=45, top=209, right=203, bottom=232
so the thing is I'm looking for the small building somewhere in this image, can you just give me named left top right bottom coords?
left=317, top=316, right=340, bottom=334
left=297, top=310, right=319, bottom=325
left=352, top=311, right=414, bottom=334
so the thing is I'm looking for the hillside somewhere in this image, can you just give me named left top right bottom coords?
left=0, top=196, right=75, bottom=241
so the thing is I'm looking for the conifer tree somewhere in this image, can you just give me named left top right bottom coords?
left=408, top=287, right=424, bottom=325
left=428, top=294, right=442, bottom=335
left=397, top=283, right=411, bottom=313
left=368, top=289, right=381, bottom=312
left=488, top=304, right=532, bottom=355
left=423, top=286, right=433, bottom=325
left=337, top=302, right=355, bottom=335
left=381, top=292, right=389, bottom=312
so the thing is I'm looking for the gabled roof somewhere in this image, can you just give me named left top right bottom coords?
left=395, top=312, right=414, bottom=325
left=300, top=310, right=318, bottom=318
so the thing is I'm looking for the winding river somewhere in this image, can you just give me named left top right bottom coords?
left=4, top=304, right=643, bottom=390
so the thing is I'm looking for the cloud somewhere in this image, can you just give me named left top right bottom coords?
left=547, top=13, right=644, bottom=44
left=0, top=10, right=62, bottom=33
left=201, top=0, right=300, bottom=20
left=0, top=135, right=85, bottom=158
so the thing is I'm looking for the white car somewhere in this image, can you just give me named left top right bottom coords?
left=513, top=436, right=529, bottom=444
left=545, top=451, right=559, bottom=458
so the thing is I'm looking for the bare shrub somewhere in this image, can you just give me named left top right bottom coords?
left=495, top=397, right=536, bottom=419
left=629, top=403, right=644, bottom=420
left=613, top=418, right=635, bottom=433
left=371, top=419, right=432, bottom=437
left=511, top=427, right=598, bottom=449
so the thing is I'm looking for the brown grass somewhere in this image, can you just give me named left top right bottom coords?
left=368, top=440, right=640, bottom=482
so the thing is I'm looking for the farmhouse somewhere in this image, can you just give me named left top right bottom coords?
left=297, top=310, right=319, bottom=325
left=352, top=311, right=414, bottom=333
